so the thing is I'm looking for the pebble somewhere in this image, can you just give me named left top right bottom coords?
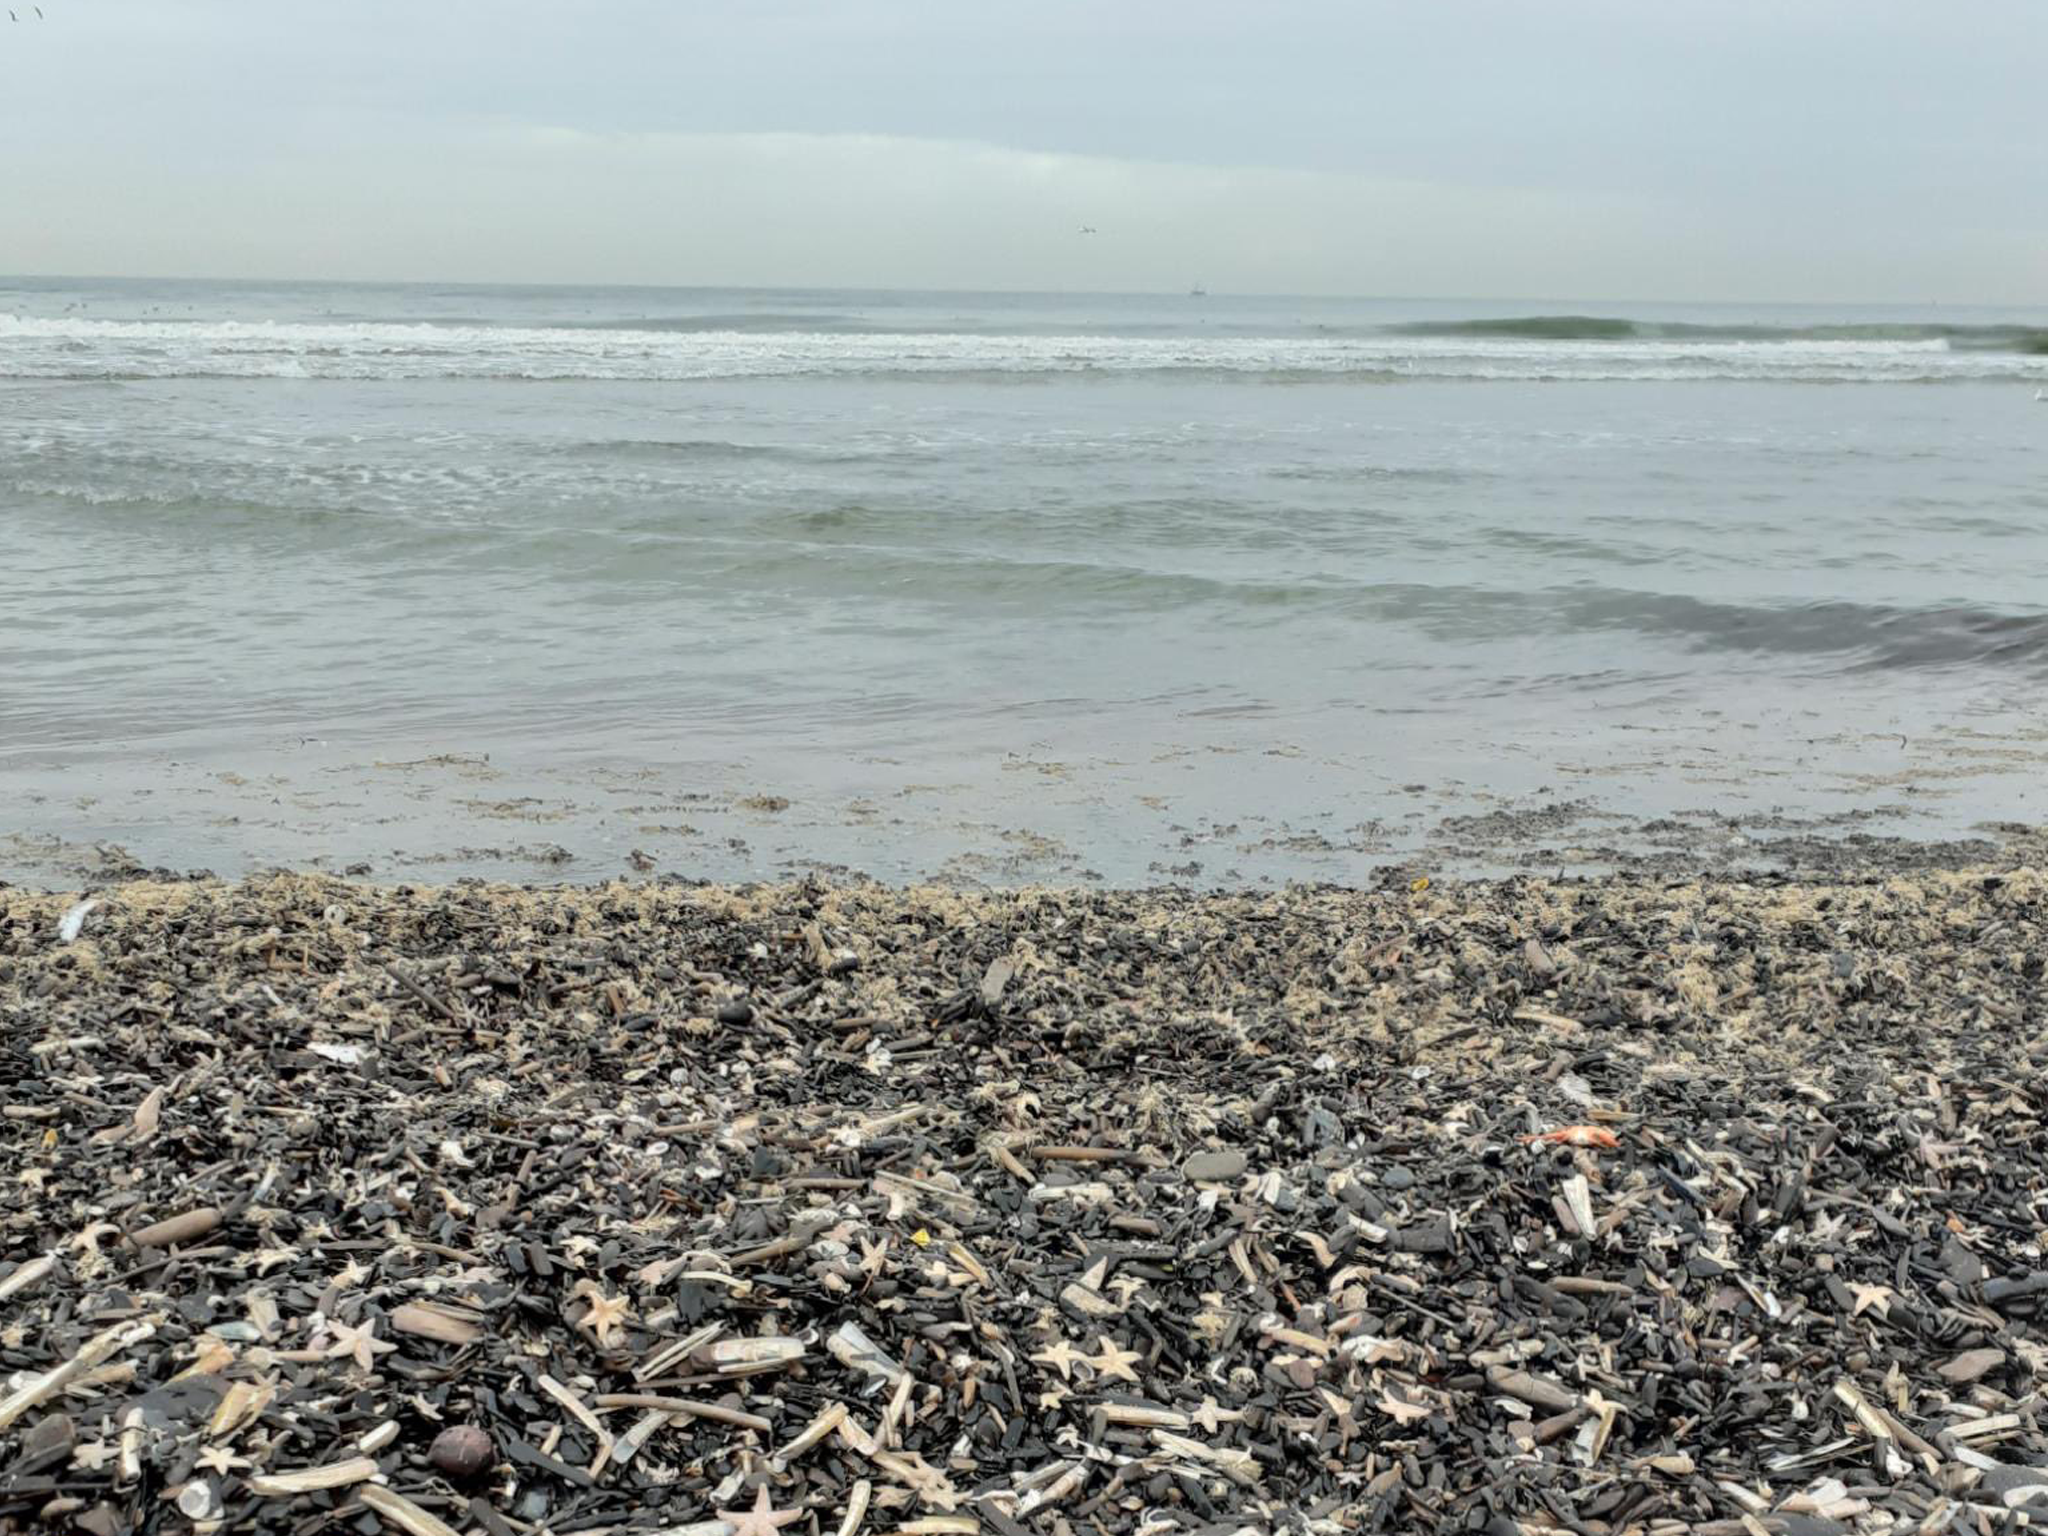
left=428, top=1426, right=495, bottom=1481
left=1182, top=1150, right=1247, bottom=1182
left=1936, top=1346, right=2007, bottom=1384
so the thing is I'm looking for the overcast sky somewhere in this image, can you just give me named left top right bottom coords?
left=0, top=0, right=2042, bottom=301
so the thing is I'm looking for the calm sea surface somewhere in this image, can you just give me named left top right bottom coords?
left=4, top=278, right=2047, bottom=884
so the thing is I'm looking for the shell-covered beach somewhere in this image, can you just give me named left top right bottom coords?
left=6, top=865, right=2048, bottom=1534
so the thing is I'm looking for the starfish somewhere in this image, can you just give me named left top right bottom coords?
left=1189, top=1396, right=1242, bottom=1435
left=633, top=1256, right=682, bottom=1290
left=1038, top=1384, right=1071, bottom=1411
left=1847, top=1282, right=1895, bottom=1318
left=71, top=1440, right=116, bottom=1472
left=1089, top=1336, right=1142, bottom=1384
left=716, top=1483, right=803, bottom=1536
left=248, top=1246, right=298, bottom=1275
left=859, top=1236, right=890, bottom=1281
left=575, top=1287, right=633, bottom=1349
left=195, top=1445, right=252, bottom=1476
left=329, top=1258, right=371, bottom=1292
left=873, top=1451, right=960, bottom=1511
left=560, top=1234, right=602, bottom=1269
left=1031, top=1339, right=1090, bottom=1381
left=323, top=1317, right=397, bottom=1372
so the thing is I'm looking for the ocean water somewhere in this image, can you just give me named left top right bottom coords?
left=4, top=276, right=2047, bottom=886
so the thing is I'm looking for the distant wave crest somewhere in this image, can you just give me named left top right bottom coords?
left=4, top=312, right=2046, bottom=383
left=1392, top=314, right=2048, bottom=350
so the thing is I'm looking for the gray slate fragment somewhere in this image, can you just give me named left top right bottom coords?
left=1978, top=1463, right=2048, bottom=1502
left=1937, top=1346, right=2006, bottom=1384
left=1183, top=1151, right=1247, bottom=1182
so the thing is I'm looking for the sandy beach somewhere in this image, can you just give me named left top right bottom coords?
left=5, top=863, right=2048, bottom=1533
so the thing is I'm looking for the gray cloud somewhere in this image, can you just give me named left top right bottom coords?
left=1, top=0, right=2042, bottom=300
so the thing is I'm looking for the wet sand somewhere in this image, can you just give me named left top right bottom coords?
left=5, top=864, right=2048, bottom=1531
left=5, top=695, right=2047, bottom=890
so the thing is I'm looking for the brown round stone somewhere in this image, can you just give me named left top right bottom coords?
left=428, top=1424, right=495, bottom=1480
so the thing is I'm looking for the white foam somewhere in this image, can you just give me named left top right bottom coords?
left=0, top=313, right=2039, bottom=384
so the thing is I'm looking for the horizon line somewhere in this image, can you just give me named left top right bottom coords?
left=3, top=271, right=2039, bottom=312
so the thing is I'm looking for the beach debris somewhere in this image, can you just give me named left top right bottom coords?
left=244, top=1457, right=381, bottom=1496
left=0, top=1317, right=157, bottom=1431
left=4, top=867, right=2048, bottom=1534
left=427, top=1425, right=495, bottom=1479
left=828, top=1320, right=906, bottom=1387
left=54, top=897, right=98, bottom=943
left=0, top=1251, right=56, bottom=1301
left=126, top=1205, right=222, bottom=1249
left=357, top=1484, right=466, bottom=1536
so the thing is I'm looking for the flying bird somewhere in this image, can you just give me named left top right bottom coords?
left=1078, top=225, right=1097, bottom=235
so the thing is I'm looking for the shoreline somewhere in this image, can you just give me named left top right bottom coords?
left=10, top=680, right=2048, bottom=894
left=5, top=865, right=2048, bottom=1531
left=6, top=795, right=2046, bottom=896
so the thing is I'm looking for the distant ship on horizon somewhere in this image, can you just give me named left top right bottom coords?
left=1189, top=284, right=1208, bottom=298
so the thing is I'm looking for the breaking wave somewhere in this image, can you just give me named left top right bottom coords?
left=4, top=313, right=2047, bottom=383
left=1392, top=314, right=2048, bottom=351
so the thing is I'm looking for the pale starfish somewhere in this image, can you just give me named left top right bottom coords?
left=1847, top=1282, right=1895, bottom=1318
left=195, top=1445, right=252, bottom=1476
left=248, top=1246, right=298, bottom=1275
left=1030, top=1339, right=1089, bottom=1381
left=874, top=1451, right=960, bottom=1511
left=329, top=1258, right=371, bottom=1292
left=574, top=1286, right=633, bottom=1349
left=323, top=1317, right=397, bottom=1372
left=1189, top=1396, right=1242, bottom=1435
left=1089, top=1336, right=1142, bottom=1384
left=71, top=1440, right=115, bottom=1472
left=1038, top=1384, right=1071, bottom=1411
left=859, top=1236, right=890, bottom=1281
left=716, top=1483, right=804, bottom=1536
left=632, top=1256, right=681, bottom=1290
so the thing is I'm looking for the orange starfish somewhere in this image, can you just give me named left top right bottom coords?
left=1519, top=1125, right=1620, bottom=1150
